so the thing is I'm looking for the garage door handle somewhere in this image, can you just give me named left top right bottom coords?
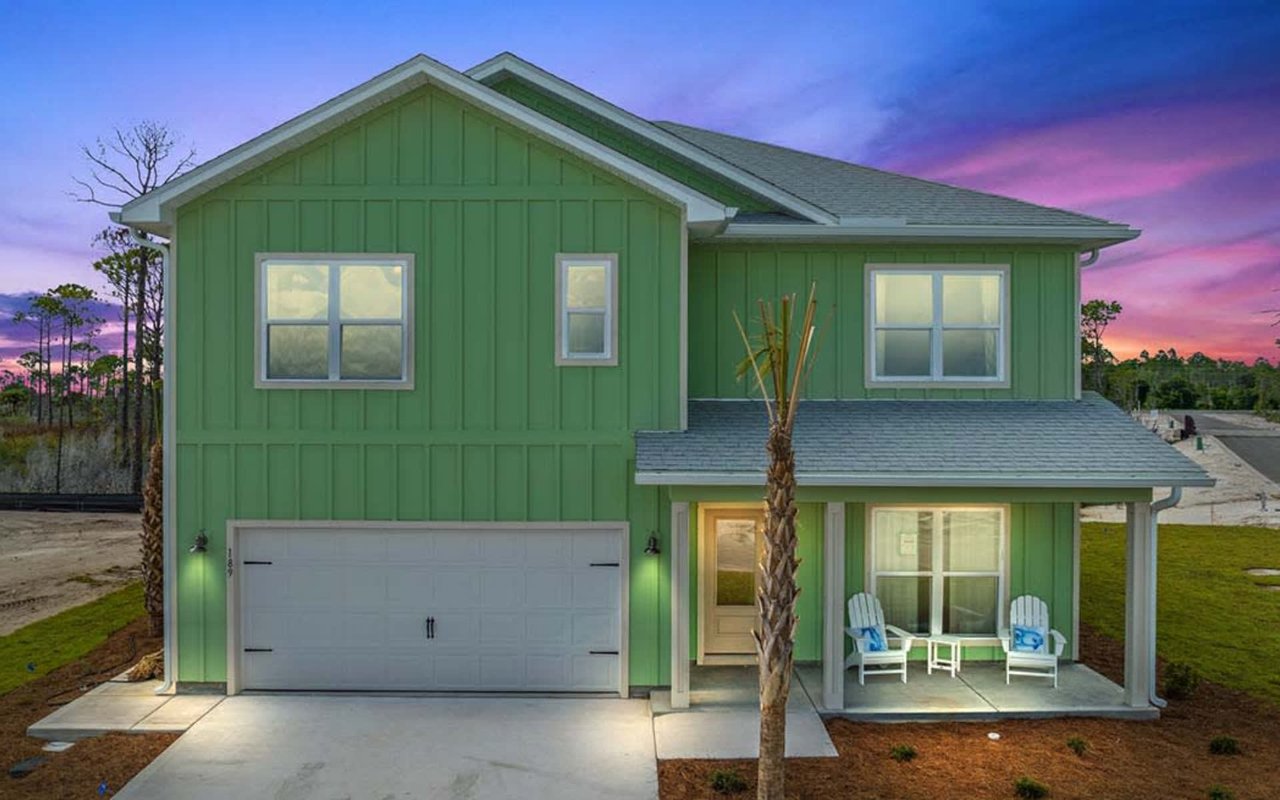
left=589, top=562, right=619, bottom=567
left=425, top=617, right=435, bottom=639
left=588, top=650, right=618, bottom=655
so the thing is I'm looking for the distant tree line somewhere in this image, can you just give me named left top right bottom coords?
left=0, top=121, right=191, bottom=494
left=1081, top=298, right=1280, bottom=413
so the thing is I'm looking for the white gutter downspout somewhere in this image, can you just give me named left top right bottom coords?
left=126, top=226, right=176, bottom=696
left=1078, top=248, right=1100, bottom=268
left=1148, top=486, right=1182, bottom=708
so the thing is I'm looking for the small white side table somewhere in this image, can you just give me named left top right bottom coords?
left=927, top=635, right=964, bottom=678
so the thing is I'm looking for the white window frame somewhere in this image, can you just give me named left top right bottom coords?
left=866, top=504, right=1009, bottom=637
left=254, top=253, right=414, bottom=390
left=555, top=253, right=619, bottom=367
left=865, top=264, right=1010, bottom=388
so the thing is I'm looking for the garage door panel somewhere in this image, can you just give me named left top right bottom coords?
left=573, top=654, right=618, bottom=690
left=386, top=568, right=434, bottom=606
left=573, top=570, right=618, bottom=608
left=525, top=570, right=572, bottom=607
left=345, top=567, right=390, bottom=605
left=283, top=530, right=348, bottom=560
left=572, top=612, right=618, bottom=647
left=480, top=570, right=525, bottom=608
left=287, top=567, right=347, bottom=606
left=574, top=534, right=620, bottom=565
left=433, top=532, right=482, bottom=563
left=432, top=572, right=480, bottom=607
left=237, top=526, right=623, bottom=693
left=524, top=533, right=573, bottom=566
left=526, top=612, right=571, bottom=646
left=479, top=612, right=523, bottom=644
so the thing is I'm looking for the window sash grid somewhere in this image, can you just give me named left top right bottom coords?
left=559, top=257, right=614, bottom=361
left=260, top=257, right=410, bottom=384
left=869, top=507, right=1006, bottom=637
left=870, top=269, right=1005, bottom=382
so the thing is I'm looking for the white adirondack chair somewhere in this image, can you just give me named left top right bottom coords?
left=843, top=592, right=916, bottom=684
left=999, top=594, right=1067, bottom=687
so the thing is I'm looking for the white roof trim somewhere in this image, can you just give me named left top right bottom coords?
left=634, top=471, right=1215, bottom=488
left=466, top=53, right=839, bottom=226
left=715, top=222, right=1141, bottom=248
left=117, top=54, right=729, bottom=233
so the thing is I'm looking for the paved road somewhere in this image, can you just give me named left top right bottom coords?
left=1169, top=410, right=1280, bottom=484
left=1215, top=435, right=1280, bottom=484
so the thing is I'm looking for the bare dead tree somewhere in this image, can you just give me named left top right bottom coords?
left=73, top=121, right=193, bottom=493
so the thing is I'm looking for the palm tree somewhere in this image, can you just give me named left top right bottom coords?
left=734, top=284, right=822, bottom=800
left=141, top=439, right=164, bottom=637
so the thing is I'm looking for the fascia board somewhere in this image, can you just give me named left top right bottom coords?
left=715, top=222, right=1142, bottom=248
left=633, top=471, right=1214, bottom=488
left=466, top=54, right=839, bottom=225
left=118, top=54, right=729, bottom=229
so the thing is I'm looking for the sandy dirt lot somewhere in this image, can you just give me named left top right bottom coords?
left=0, top=512, right=142, bottom=635
left=1083, top=413, right=1280, bottom=527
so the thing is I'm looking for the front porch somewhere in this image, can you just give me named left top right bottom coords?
left=661, top=663, right=1154, bottom=722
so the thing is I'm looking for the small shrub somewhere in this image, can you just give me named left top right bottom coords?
left=1065, top=736, right=1088, bottom=757
left=708, top=768, right=747, bottom=795
left=1208, top=736, right=1241, bottom=756
left=1207, top=786, right=1235, bottom=800
left=1163, top=662, right=1202, bottom=700
left=1014, top=777, right=1049, bottom=799
left=889, top=744, right=917, bottom=762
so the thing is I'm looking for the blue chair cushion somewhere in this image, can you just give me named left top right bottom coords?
left=858, top=625, right=888, bottom=652
left=1012, top=624, right=1047, bottom=653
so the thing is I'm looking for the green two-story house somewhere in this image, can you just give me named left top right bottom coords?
left=112, top=52, right=1209, bottom=714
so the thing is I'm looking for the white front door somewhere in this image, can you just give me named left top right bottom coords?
left=701, top=508, right=764, bottom=656
left=234, top=525, right=624, bottom=693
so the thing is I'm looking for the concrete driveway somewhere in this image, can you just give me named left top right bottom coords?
left=115, top=695, right=657, bottom=800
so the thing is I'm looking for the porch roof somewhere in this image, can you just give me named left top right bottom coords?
left=634, top=393, right=1213, bottom=489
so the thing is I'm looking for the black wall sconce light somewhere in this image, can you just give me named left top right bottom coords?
left=189, top=529, right=209, bottom=554
left=644, top=533, right=661, bottom=556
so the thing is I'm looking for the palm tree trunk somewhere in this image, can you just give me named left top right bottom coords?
left=141, top=439, right=164, bottom=637
left=756, top=422, right=800, bottom=800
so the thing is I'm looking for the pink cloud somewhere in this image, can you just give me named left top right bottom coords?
left=894, top=101, right=1280, bottom=211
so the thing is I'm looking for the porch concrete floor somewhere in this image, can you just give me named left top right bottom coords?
left=793, top=662, right=1158, bottom=721
left=649, top=665, right=838, bottom=759
left=27, top=675, right=223, bottom=741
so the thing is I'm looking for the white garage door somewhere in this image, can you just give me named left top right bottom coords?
left=233, top=525, right=624, bottom=694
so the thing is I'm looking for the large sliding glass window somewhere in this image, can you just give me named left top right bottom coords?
left=869, top=507, right=1005, bottom=636
left=257, top=254, right=412, bottom=388
left=868, top=267, right=1007, bottom=383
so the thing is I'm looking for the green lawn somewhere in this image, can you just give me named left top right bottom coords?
left=1081, top=522, right=1280, bottom=704
left=0, top=583, right=144, bottom=695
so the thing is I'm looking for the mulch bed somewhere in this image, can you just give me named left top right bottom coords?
left=1, top=616, right=177, bottom=799
left=660, top=624, right=1280, bottom=799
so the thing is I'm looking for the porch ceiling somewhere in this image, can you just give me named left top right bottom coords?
left=635, top=394, right=1213, bottom=489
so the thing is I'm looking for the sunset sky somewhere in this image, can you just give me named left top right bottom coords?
left=1, top=0, right=1277, bottom=369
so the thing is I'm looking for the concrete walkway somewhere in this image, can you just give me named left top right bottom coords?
left=649, top=666, right=838, bottom=759
left=114, top=695, right=658, bottom=800
left=27, top=677, right=222, bottom=741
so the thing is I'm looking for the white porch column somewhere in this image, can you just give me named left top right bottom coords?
left=1123, top=501, right=1154, bottom=707
left=822, top=502, right=846, bottom=711
left=670, top=501, right=691, bottom=709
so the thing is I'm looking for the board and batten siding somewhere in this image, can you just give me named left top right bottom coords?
left=171, top=84, right=684, bottom=685
left=688, top=244, right=1079, bottom=400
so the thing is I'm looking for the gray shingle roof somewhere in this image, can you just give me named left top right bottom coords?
left=654, top=121, right=1116, bottom=228
left=635, top=394, right=1212, bottom=488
